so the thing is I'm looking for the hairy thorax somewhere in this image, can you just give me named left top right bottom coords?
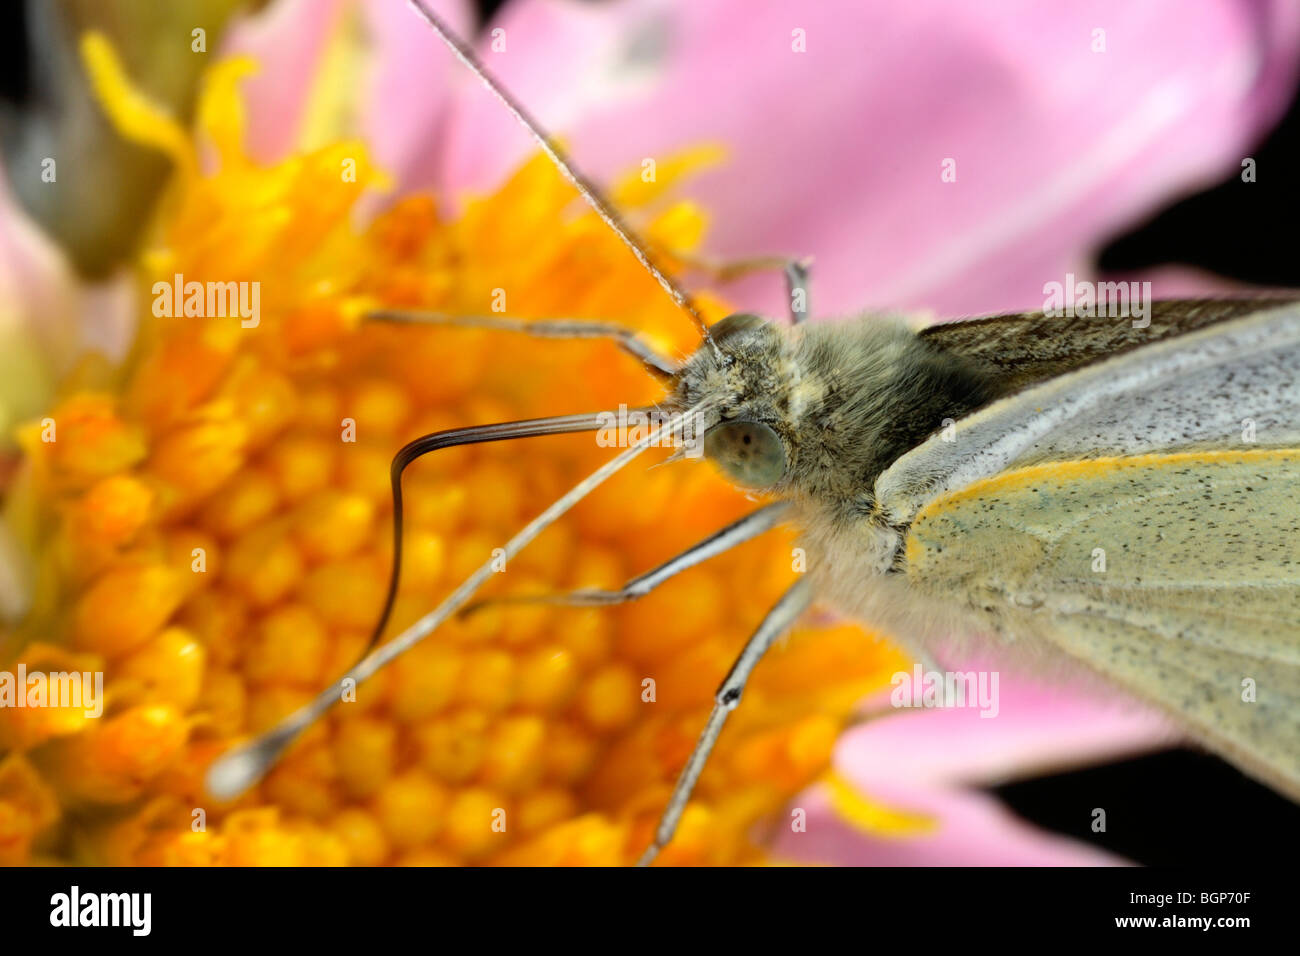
left=673, top=312, right=1008, bottom=656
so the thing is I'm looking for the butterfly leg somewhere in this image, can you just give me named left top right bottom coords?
left=783, top=258, right=812, bottom=324
left=677, top=254, right=813, bottom=324
left=637, top=575, right=815, bottom=866
left=366, top=310, right=679, bottom=377
left=463, top=502, right=790, bottom=615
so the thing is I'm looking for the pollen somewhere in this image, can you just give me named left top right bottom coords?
left=0, top=36, right=912, bottom=866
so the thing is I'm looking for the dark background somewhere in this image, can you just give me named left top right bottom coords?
left=2, top=0, right=1298, bottom=865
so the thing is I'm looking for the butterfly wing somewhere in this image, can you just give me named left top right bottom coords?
left=921, top=297, right=1298, bottom=395
left=904, top=449, right=1300, bottom=799
left=877, top=302, right=1300, bottom=525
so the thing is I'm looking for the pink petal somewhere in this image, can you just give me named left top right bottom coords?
left=771, top=674, right=1176, bottom=865
left=770, top=784, right=1129, bottom=866
left=359, top=0, right=476, bottom=191
left=838, top=674, right=1176, bottom=791
left=1114, top=264, right=1278, bottom=298
left=218, top=0, right=350, bottom=163
left=220, top=0, right=475, bottom=189
left=432, top=0, right=674, bottom=198
left=420, top=0, right=1300, bottom=319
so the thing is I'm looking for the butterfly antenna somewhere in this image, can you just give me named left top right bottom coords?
left=407, top=0, right=717, bottom=352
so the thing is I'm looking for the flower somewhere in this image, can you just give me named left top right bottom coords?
left=390, top=0, right=1300, bottom=318
left=0, top=31, right=905, bottom=866
left=4, top=0, right=1296, bottom=867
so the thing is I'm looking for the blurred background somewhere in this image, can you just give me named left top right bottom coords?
left=2, top=0, right=1299, bottom=865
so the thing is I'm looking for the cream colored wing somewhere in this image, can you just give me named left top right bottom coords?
left=905, top=449, right=1300, bottom=800
left=878, top=303, right=1300, bottom=526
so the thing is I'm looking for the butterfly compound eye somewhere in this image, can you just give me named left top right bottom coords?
left=704, top=420, right=787, bottom=488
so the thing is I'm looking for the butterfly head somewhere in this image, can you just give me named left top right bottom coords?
left=673, top=313, right=799, bottom=490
